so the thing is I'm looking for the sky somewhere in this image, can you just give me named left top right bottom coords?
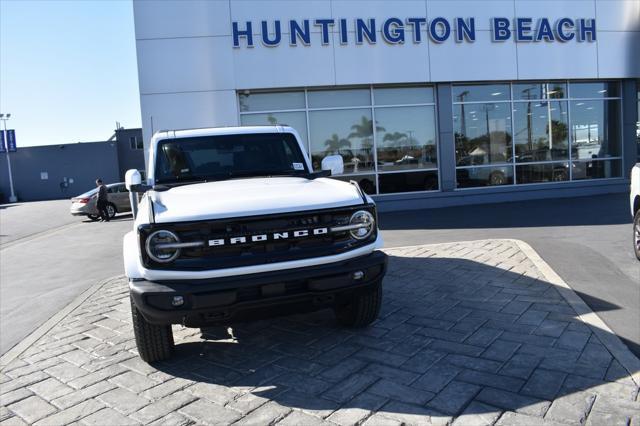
left=0, top=0, right=141, bottom=147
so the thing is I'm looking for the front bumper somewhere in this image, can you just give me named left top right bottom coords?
left=129, top=250, right=387, bottom=327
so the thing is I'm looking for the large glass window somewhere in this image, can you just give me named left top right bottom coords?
left=454, top=80, right=622, bottom=188
left=309, top=108, right=375, bottom=174
left=239, top=85, right=438, bottom=195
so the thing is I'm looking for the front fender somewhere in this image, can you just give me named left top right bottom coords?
left=123, top=230, right=143, bottom=279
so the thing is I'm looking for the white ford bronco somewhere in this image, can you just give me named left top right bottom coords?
left=631, top=163, right=640, bottom=260
left=123, top=126, right=387, bottom=362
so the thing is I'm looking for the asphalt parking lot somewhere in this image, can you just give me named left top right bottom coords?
left=0, top=201, right=132, bottom=354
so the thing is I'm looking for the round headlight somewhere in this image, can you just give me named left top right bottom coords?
left=349, top=210, right=375, bottom=240
left=145, top=230, right=181, bottom=263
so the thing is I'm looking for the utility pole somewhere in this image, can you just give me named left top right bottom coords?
left=0, top=114, right=17, bottom=203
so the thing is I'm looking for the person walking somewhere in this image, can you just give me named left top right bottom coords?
left=95, top=179, right=110, bottom=222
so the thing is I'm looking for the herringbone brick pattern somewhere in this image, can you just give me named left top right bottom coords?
left=1, top=240, right=638, bottom=425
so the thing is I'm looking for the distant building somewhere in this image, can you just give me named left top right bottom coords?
left=0, top=128, right=144, bottom=202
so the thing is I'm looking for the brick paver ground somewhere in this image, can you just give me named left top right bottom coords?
left=1, top=240, right=639, bottom=425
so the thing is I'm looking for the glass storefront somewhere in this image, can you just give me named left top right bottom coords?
left=240, top=85, right=438, bottom=194
left=454, top=81, right=623, bottom=188
left=239, top=80, right=623, bottom=195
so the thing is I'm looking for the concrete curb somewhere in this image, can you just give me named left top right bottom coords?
left=511, top=239, right=640, bottom=388
left=0, top=275, right=124, bottom=370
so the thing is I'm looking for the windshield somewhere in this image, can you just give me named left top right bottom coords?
left=154, top=133, right=309, bottom=184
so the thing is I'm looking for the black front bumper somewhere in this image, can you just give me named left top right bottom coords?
left=130, top=250, right=387, bottom=327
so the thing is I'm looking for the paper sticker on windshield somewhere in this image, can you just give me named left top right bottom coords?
left=292, top=162, right=304, bottom=171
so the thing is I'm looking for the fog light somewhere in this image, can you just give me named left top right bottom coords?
left=171, top=296, right=184, bottom=307
left=353, top=271, right=364, bottom=280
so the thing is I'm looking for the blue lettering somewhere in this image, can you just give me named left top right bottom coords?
left=339, top=18, right=348, bottom=44
left=492, top=17, right=511, bottom=41
left=356, top=18, right=376, bottom=44
left=261, top=20, right=281, bottom=46
left=290, top=20, right=310, bottom=45
left=578, top=18, right=596, bottom=41
left=516, top=17, right=533, bottom=41
left=455, top=17, right=475, bottom=42
left=406, top=17, right=426, bottom=42
left=555, top=18, right=575, bottom=41
left=232, top=21, right=253, bottom=47
left=429, top=17, right=450, bottom=43
left=383, top=18, right=405, bottom=43
left=535, top=18, right=555, bottom=41
left=314, top=19, right=334, bottom=45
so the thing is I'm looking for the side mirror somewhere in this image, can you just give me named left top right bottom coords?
left=125, top=169, right=141, bottom=190
left=321, top=155, right=344, bottom=176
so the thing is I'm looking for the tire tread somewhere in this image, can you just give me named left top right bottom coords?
left=130, top=296, right=174, bottom=363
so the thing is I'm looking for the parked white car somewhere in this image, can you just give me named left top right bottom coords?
left=123, top=126, right=387, bottom=362
left=631, top=163, right=640, bottom=260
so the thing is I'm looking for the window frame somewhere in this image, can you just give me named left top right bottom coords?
left=452, top=80, right=624, bottom=190
left=238, top=85, right=441, bottom=196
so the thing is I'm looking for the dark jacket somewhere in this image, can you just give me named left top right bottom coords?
left=97, top=185, right=108, bottom=202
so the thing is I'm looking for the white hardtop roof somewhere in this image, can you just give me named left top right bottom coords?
left=151, top=125, right=296, bottom=142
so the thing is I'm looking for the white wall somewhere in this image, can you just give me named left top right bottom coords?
left=133, top=0, right=640, bottom=152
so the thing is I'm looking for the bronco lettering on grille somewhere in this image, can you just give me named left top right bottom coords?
left=208, top=227, right=329, bottom=247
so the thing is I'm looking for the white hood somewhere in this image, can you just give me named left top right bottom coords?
left=149, top=177, right=365, bottom=223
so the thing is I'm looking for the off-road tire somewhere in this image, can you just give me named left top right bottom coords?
left=130, top=296, right=174, bottom=362
left=634, top=210, right=640, bottom=261
left=335, top=280, right=382, bottom=327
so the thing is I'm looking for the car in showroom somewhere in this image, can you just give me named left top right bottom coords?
left=123, top=126, right=387, bottom=362
left=70, top=182, right=131, bottom=220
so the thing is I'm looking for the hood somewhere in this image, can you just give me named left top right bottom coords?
left=150, top=177, right=365, bottom=223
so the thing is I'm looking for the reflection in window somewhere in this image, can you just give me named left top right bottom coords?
left=374, top=87, right=434, bottom=105
left=571, top=159, right=621, bottom=180
left=513, top=101, right=569, bottom=162
left=457, top=166, right=514, bottom=188
left=307, top=89, right=370, bottom=108
left=513, top=82, right=567, bottom=100
left=239, top=91, right=305, bottom=112
left=375, top=106, right=437, bottom=172
left=570, top=81, right=620, bottom=99
left=454, top=103, right=512, bottom=166
left=379, top=170, right=438, bottom=193
left=240, top=111, right=308, bottom=147
left=452, top=84, right=510, bottom=102
left=516, top=163, right=570, bottom=184
left=571, top=100, right=621, bottom=159
left=309, top=109, right=376, bottom=173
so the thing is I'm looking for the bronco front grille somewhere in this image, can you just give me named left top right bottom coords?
left=139, top=205, right=377, bottom=271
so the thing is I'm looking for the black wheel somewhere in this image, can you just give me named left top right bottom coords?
left=130, top=296, right=174, bottom=363
left=335, top=280, right=382, bottom=327
left=634, top=210, right=640, bottom=261
left=87, top=214, right=100, bottom=221
left=489, top=171, right=506, bottom=186
left=106, top=203, right=117, bottom=219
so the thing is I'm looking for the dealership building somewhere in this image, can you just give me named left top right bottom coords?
left=132, top=0, right=640, bottom=210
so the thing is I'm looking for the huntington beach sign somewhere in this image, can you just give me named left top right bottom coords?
left=232, top=17, right=597, bottom=47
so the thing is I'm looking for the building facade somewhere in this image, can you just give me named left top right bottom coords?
left=133, top=0, right=640, bottom=210
left=0, top=128, right=144, bottom=202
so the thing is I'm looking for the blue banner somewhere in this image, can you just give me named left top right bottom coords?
left=6, top=129, right=16, bottom=152
left=0, top=130, right=5, bottom=153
